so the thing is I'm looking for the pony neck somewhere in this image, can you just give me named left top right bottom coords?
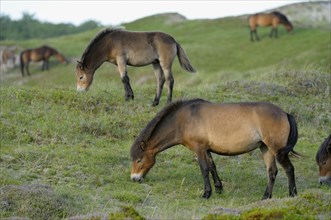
left=82, top=47, right=108, bottom=73
left=148, top=114, right=181, bottom=155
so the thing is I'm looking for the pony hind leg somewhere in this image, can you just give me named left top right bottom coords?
left=250, top=30, right=257, bottom=42
left=260, top=145, right=278, bottom=199
left=152, top=63, right=165, bottom=106
left=161, top=66, right=174, bottom=104
left=276, top=150, right=297, bottom=197
left=21, top=63, right=25, bottom=77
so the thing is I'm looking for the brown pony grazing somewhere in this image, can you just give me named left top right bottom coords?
left=20, top=45, right=67, bottom=77
left=316, top=134, right=331, bottom=185
left=249, top=11, right=293, bottom=41
left=130, top=99, right=299, bottom=199
left=75, top=28, right=196, bottom=106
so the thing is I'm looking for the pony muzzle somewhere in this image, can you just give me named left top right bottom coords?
left=76, top=86, right=88, bottom=92
left=131, top=173, right=144, bottom=182
left=319, top=176, right=331, bottom=185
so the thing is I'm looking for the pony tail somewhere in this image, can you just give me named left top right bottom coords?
left=19, top=51, right=24, bottom=75
left=286, top=113, right=302, bottom=157
left=176, top=43, right=196, bottom=73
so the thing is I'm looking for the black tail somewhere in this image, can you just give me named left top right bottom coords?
left=283, top=113, right=301, bottom=157
left=20, top=51, right=24, bottom=76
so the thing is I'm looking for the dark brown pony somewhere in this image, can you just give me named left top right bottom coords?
left=20, top=45, right=67, bottom=76
left=130, top=99, right=299, bottom=199
left=249, top=11, right=293, bottom=41
left=316, top=134, right=331, bottom=185
left=75, top=28, right=196, bottom=106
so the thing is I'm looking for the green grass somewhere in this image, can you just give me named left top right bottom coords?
left=1, top=12, right=330, bottom=219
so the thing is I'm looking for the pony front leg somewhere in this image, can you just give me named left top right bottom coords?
left=207, top=151, right=223, bottom=194
left=269, top=28, right=278, bottom=38
left=251, top=30, right=259, bottom=42
left=117, top=62, right=134, bottom=101
left=196, top=150, right=212, bottom=198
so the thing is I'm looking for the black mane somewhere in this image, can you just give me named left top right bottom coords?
left=80, top=28, right=122, bottom=66
left=130, top=99, right=207, bottom=159
left=272, top=11, right=292, bottom=26
left=316, top=134, right=331, bottom=163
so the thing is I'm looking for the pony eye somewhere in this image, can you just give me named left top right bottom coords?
left=136, top=158, right=142, bottom=163
left=79, top=75, right=83, bottom=80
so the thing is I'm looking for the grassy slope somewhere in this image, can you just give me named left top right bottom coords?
left=1, top=12, right=330, bottom=219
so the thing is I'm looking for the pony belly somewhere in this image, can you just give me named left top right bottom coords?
left=208, top=132, right=262, bottom=156
left=126, top=52, right=157, bottom=67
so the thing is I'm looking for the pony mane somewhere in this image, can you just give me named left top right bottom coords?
left=40, top=45, right=59, bottom=55
left=272, top=11, right=291, bottom=26
left=130, top=98, right=207, bottom=158
left=80, top=27, right=124, bottom=65
left=316, top=134, right=331, bottom=163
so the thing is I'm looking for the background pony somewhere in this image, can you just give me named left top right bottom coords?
left=20, top=45, right=67, bottom=76
left=249, top=11, right=293, bottom=41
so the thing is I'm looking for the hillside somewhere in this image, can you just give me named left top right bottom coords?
left=274, top=1, right=331, bottom=29
left=1, top=1, right=330, bottom=219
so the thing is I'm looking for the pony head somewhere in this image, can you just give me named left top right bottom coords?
left=316, top=134, right=331, bottom=185
left=56, top=53, right=68, bottom=64
left=285, top=22, right=293, bottom=33
left=130, top=140, right=156, bottom=182
left=76, top=60, right=94, bottom=92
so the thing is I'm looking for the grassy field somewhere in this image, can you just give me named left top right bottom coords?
left=1, top=11, right=330, bottom=219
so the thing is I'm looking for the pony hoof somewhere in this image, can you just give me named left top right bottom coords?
left=202, top=191, right=211, bottom=199
left=290, top=192, right=297, bottom=197
left=261, top=195, right=271, bottom=200
left=215, top=187, right=223, bottom=194
left=125, top=95, right=134, bottom=101
left=152, top=100, right=159, bottom=106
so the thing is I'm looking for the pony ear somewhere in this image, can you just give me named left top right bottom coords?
left=77, top=60, right=84, bottom=70
left=140, top=141, right=146, bottom=151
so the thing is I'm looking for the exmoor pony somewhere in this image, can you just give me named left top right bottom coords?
left=249, top=11, right=293, bottom=41
left=130, top=99, right=299, bottom=199
left=316, top=134, right=331, bottom=185
left=20, top=45, right=67, bottom=76
left=75, top=28, right=195, bottom=106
